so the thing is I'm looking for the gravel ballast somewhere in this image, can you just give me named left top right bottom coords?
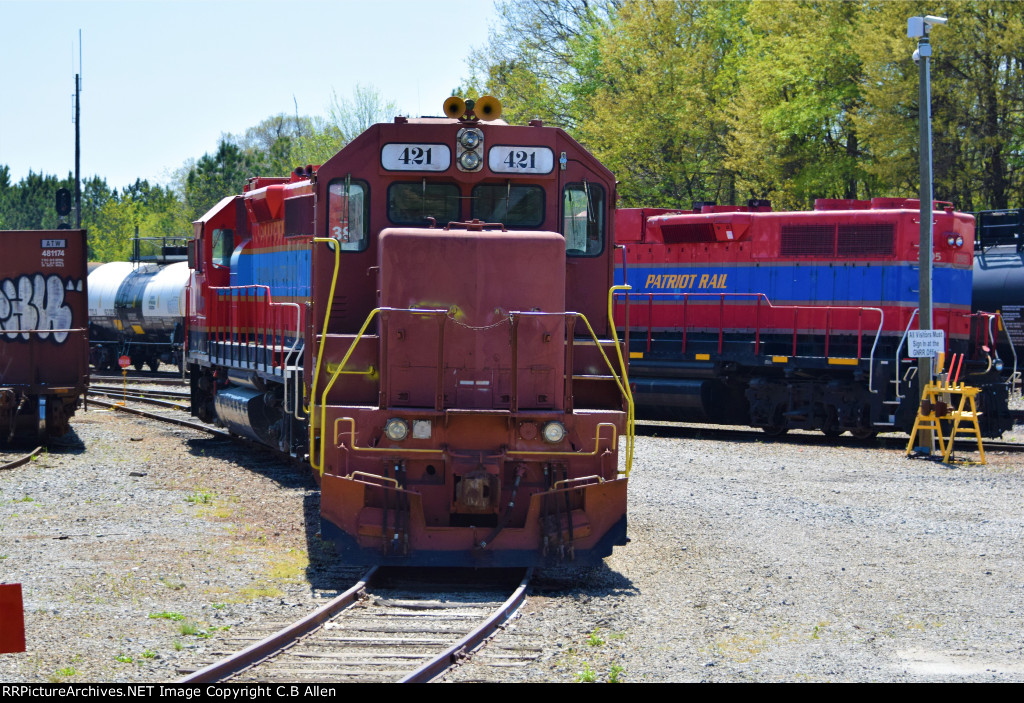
left=2, top=404, right=1023, bottom=683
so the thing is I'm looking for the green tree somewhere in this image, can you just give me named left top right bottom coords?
left=290, top=85, right=399, bottom=165
left=725, top=0, right=873, bottom=209
left=855, top=1, right=1024, bottom=210
left=467, top=0, right=621, bottom=130
left=580, top=0, right=744, bottom=207
left=182, top=140, right=252, bottom=223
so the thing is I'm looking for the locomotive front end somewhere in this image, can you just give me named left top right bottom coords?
left=185, top=96, right=632, bottom=567
left=314, top=224, right=630, bottom=566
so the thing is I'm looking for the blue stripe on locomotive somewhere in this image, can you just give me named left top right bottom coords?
left=229, top=246, right=311, bottom=300
left=615, top=264, right=972, bottom=307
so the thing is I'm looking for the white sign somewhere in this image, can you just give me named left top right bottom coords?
left=380, top=143, right=450, bottom=171
left=488, top=146, right=554, bottom=174
left=908, top=329, right=945, bottom=357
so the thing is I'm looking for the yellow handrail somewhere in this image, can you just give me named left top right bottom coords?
left=606, top=284, right=634, bottom=475
left=311, top=307, right=383, bottom=474
left=309, top=293, right=636, bottom=477
left=306, top=237, right=341, bottom=416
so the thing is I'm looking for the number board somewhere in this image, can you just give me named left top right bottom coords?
left=381, top=144, right=450, bottom=172
left=907, top=329, right=945, bottom=358
left=488, top=146, right=554, bottom=174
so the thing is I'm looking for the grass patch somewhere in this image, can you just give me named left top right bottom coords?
left=267, top=548, right=309, bottom=581
left=185, top=491, right=213, bottom=505
left=149, top=611, right=185, bottom=621
left=574, top=662, right=596, bottom=683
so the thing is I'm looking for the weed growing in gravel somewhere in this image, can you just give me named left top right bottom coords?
left=179, top=620, right=200, bottom=636
left=141, top=649, right=156, bottom=660
left=211, top=603, right=227, bottom=610
left=574, top=662, right=596, bottom=683
left=609, top=664, right=625, bottom=683
left=587, top=628, right=605, bottom=647
left=185, top=491, right=213, bottom=505
left=54, top=666, right=78, bottom=678
left=149, top=611, right=185, bottom=621
left=174, top=641, right=183, bottom=652
left=115, top=654, right=132, bottom=663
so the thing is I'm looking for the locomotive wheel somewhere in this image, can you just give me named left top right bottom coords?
left=148, top=359, right=160, bottom=373
left=822, top=428, right=844, bottom=438
left=760, top=425, right=788, bottom=437
left=133, top=359, right=145, bottom=372
left=850, top=428, right=878, bottom=441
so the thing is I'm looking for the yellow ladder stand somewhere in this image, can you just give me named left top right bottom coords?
left=905, top=353, right=987, bottom=464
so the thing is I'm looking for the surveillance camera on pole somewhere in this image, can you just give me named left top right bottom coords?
left=908, top=14, right=947, bottom=454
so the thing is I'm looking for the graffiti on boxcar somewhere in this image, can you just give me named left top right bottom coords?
left=0, top=274, right=83, bottom=343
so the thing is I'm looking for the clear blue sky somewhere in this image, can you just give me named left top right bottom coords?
left=0, top=0, right=497, bottom=191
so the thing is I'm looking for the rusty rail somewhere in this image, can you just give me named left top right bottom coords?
left=179, top=568, right=378, bottom=683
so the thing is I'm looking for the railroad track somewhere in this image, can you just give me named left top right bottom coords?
left=0, top=446, right=44, bottom=471
left=178, top=567, right=532, bottom=683
left=91, top=373, right=186, bottom=386
left=635, top=421, right=1024, bottom=455
left=86, top=395, right=229, bottom=437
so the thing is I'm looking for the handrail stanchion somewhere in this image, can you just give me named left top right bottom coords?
left=646, top=293, right=653, bottom=353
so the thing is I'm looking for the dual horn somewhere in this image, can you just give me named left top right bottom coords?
left=442, top=95, right=502, bottom=121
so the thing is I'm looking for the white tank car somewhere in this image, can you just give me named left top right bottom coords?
left=87, top=261, right=190, bottom=371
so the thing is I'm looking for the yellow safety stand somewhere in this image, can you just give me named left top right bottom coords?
left=905, top=352, right=986, bottom=464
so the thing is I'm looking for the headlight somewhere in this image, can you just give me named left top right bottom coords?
left=459, top=130, right=481, bottom=149
left=542, top=421, right=567, bottom=444
left=995, top=359, right=1004, bottom=372
left=955, top=235, right=964, bottom=247
left=459, top=151, right=481, bottom=170
left=384, top=418, right=409, bottom=441
left=947, top=235, right=956, bottom=246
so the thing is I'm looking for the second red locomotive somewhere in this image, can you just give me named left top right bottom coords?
left=615, top=199, right=1014, bottom=438
left=186, top=97, right=633, bottom=566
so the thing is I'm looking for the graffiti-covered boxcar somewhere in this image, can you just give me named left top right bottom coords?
left=0, top=230, right=89, bottom=441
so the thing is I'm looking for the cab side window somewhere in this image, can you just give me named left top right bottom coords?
left=328, top=180, right=369, bottom=251
left=211, top=229, right=233, bottom=267
left=563, top=183, right=605, bottom=256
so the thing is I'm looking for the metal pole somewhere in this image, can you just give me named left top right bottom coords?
left=915, top=24, right=938, bottom=453
left=74, top=73, right=81, bottom=229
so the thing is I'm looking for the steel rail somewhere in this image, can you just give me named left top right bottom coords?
left=91, top=375, right=186, bottom=386
left=86, top=389, right=189, bottom=410
left=179, top=568, right=378, bottom=683
left=86, top=397, right=229, bottom=437
left=88, top=385, right=190, bottom=399
left=401, top=567, right=533, bottom=683
left=0, top=446, right=44, bottom=472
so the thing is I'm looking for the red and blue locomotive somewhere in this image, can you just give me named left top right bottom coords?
left=615, top=198, right=1013, bottom=438
left=186, top=97, right=633, bottom=566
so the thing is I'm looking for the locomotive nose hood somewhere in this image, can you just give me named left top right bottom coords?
left=378, top=226, right=567, bottom=322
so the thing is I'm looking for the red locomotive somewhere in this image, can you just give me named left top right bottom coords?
left=0, top=229, right=89, bottom=441
left=615, top=199, right=1013, bottom=438
left=186, top=97, right=633, bottom=566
